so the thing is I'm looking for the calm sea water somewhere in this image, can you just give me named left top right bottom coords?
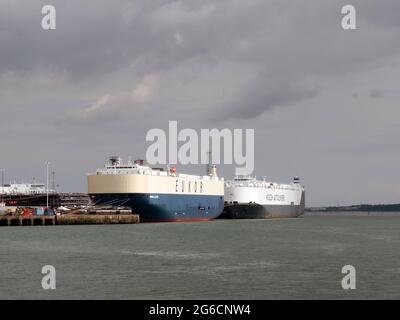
left=0, top=212, right=399, bottom=300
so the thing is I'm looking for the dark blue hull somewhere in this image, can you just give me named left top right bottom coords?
left=89, top=193, right=224, bottom=222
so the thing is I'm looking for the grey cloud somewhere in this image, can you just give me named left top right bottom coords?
left=216, top=76, right=321, bottom=120
left=1, top=0, right=400, bottom=205
left=369, top=89, right=383, bottom=99
left=2, top=0, right=400, bottom=121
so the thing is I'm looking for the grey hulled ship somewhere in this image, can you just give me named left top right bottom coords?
left=220, top=176, right=305, bottom=219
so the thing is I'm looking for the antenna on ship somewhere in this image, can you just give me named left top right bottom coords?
left=206, top=151, right=211, bottom=175
left=207, top=150, right=217, bottom=177
left=109, top=156, right=121, bottom=166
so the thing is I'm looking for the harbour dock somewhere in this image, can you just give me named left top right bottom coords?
left=0, top=214, right=139, bottom=226
left=0, top=215, right=56, bottom=226
left=56, top=214, right=139, bottom=225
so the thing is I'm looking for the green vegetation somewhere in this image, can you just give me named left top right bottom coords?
left=307, top=204, right=400, bottom=212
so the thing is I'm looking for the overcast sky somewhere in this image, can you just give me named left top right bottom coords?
left=1, top=0, right=399, bottom=206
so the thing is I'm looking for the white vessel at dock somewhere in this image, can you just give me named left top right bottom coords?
left=221, top=176, right=305, bottom=219
left=1, top=183, right=46, bottom=195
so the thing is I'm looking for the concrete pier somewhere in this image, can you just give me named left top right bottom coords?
left=56, top=214, right=140, bottom=225
left=0, top=216, right=56, bottom=226
left=0, top=214, right=139, bottom=226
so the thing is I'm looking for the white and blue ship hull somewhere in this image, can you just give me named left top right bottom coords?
left=90, top=193, right=224, bottom=222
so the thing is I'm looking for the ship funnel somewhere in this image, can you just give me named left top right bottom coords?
left=206, top=151, right=218, bottom=176
left=209, top=164, right=218, bottom=177
left=293, top=176, right=300, bottom=184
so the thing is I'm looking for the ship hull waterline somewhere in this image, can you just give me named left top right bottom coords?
left=220, top=191, right=305, bottom=219
left=89, top=193, right=224, bottom=223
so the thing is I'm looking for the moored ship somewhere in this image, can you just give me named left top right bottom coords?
left=220, top=176, right=305, bottom=219
left=0, top=183, right=89, bottom=209
left=0, top=183, right=60, bottom=207
left=87, top=157, right=224, bottom=222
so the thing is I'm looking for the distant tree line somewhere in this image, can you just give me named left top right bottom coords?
left=308, top=204, right=400, bottom=212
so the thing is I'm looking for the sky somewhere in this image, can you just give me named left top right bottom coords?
left=0, top=0, right=400, bottom=206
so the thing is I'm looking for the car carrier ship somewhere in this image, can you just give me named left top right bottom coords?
left=220, top=176, right=305, bottom=219
left=0, top=183, right=89, bottom=208
left=0, top=183, right=59, bottom=207
left=87, top=156, right=224, bottom=222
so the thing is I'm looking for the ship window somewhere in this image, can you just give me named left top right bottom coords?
left=182, top=180, right=185, bottom=192
left=200, top=182, right=203, bottom=193
left=175, top=180, right=179, bottom=192
left=188, top=182, right=191, bottom=192
left=194, top=182, right=197, bottom=193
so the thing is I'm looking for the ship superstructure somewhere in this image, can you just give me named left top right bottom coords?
left=1, top=183, right=46, bottom=195
left=0, top=182, right=88, bottom=208
left=0, top=182, right=58, bottom=207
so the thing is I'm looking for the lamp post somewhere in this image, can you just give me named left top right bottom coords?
left=51, top=171, right=56, bottom=192
left=0, top=169, right=4, bottom=196
left=46, top=162, right=51, bottom=208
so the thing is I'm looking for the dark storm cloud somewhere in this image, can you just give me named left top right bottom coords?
left=0, top=1, right=156, bottom=78
left=1, top=0, right=400, bottom=122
